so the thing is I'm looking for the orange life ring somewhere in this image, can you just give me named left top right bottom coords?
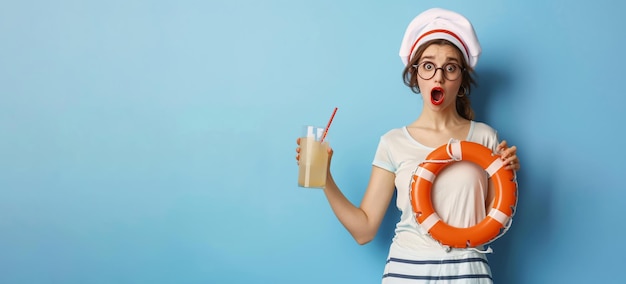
left=410, top=140, right=518, bottom=248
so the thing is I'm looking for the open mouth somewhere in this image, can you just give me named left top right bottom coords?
left=431, top=87, right=444, bottom=105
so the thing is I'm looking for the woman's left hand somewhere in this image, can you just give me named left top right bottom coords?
left=497, top=140, right=520, bottom=171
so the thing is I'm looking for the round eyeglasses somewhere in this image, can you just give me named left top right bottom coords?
left=413, top=61, right=465, bottom=81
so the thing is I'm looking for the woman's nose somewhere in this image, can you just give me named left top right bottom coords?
left=432, top=68, right=445, bottom=82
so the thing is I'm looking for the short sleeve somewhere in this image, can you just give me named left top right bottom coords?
left=372, top=136, right=396, bottom=173
left=486, top=127, right=500, bottom=153
left=471, top=121, right=500, bottom=153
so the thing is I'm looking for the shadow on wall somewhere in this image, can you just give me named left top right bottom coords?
left=488, top=160, right=555, bottom=283
left=471, top=65, right=511, bottom=122
left=474, top=59, right=556, bottom=281
left=467, top=60, right=557, bottom=283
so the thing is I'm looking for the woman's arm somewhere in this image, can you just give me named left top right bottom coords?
left=296, top=138, right=396, bottom=245
left=324, top=166, right=396, bottom=245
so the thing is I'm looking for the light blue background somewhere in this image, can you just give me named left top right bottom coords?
left=1, top=0, right=625, bottom=283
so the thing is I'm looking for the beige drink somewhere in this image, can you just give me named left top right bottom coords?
left=298, top=137, right=329, bottom=188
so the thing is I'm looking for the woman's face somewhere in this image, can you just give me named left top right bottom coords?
left=415, top=44, right=464, bottom=111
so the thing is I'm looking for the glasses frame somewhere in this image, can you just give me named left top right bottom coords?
left=412, top=61, right=466, bottom=81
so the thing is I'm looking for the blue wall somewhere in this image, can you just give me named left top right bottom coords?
left=1, top=1, right=625, bottom=283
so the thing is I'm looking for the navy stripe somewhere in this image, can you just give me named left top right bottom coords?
left=383, top=273, right=492, bottom=281
left=386, top=257, right=488, bottom=265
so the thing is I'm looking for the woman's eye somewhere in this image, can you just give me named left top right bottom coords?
left=445, top=64, right=457, bottom=72
left=423, top=63, right=435, bottom=70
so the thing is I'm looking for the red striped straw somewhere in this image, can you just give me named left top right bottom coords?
left=320, top=107, right=337, bottom=143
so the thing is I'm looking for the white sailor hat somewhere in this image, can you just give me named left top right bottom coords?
left=399, top=8, right=481, bottom=68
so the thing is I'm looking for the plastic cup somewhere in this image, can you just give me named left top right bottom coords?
left=298, top=126, right=330, bottom=188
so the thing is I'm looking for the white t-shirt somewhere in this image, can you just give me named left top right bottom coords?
left=373, top=121, right=499, bottom=255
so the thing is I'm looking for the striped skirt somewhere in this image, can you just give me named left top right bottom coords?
left=381, top=242, right=493, bottom=284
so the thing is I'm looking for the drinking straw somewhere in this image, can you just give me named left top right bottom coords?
left=320, top=107, right=338, bottom=143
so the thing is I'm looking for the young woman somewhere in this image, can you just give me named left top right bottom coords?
left=296, top=8, right=520, bottom=283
